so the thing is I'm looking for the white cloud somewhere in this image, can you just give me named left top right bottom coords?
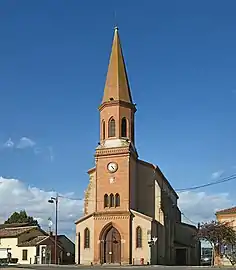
left=16, top=137, right=36, bottom=149
left=178, top=191, right=233, bottom=225
left=3, top=138, right=14, bottom=148
left=1, top=177, right=233, bottom=241
left=0, top=177, right=83, bottom=241
left=211, top=170, right=224, bottom=179
left=1, top=137, right=54, bottom=162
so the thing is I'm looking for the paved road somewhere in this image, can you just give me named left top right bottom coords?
left=3, top=266, right=236, bottom=270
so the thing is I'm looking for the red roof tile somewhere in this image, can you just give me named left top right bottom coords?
left=216, top=206, right=236, bottom=215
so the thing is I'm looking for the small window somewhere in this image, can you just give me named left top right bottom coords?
left=131, top=119, right=134, bottom=141
left=136, top=226, right=142, bottom=248
left=22, top=249, right=28, bottom=260
left=84, top=228, right=90, bottom=248
left=110, top=194, right=114, bottom=207
left=108, top=118, right=115, bottom=137
left=115, top=193, right=120, bottom=207
left=104, top=194, right=109, bottom=208
left=121, top=117, right=127, bottom=137
left=102, top=120, right=105, bottom=140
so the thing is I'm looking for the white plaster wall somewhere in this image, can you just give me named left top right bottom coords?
left=17, top=246, right=36, bottom=264
left=75, top=215, right=94, bottom=265
left=0, top=237, right=36, bottom=264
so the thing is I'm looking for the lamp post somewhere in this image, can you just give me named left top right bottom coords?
left=48, top=193, right=58, bottom=265
left=148, top=237, right=157, bottom=265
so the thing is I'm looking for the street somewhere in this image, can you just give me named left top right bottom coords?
left=3, top=266, right=236, bottom=270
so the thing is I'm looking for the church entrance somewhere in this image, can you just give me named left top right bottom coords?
left=100, top=226, right=121, bottom=264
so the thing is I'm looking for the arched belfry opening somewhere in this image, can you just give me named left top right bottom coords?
left=99, top=223, right=121, bottom=264
left=121, top=117, right=127, bottom=138
left=108, top=118, right=116, bottom=137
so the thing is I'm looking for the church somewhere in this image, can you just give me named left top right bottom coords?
left=75, top=28, right=200, bottom=266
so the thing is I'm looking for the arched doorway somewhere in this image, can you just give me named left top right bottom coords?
left=100, top=225, right=121, bottom=264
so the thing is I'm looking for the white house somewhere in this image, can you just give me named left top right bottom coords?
left=0, top=223, right=63, bottom=264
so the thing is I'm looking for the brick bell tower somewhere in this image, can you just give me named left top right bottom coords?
left=95, top=27, right=138, bottom=213
left=93, top=27, right=138, bottom=264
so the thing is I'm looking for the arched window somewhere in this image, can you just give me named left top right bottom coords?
left=136, top=226, right=142, bottom=248
left=110, top=193, right=114, bottom=207
left=102, top=120, right=105, bottom=140
left=108, top=118, right=115, bottom=137
left=115, top=193, right=120, bottom=207
left=84, top=228, right=90, bottom=249
left=121, top=117, right=127, bottom=137
left=104, top=194, right=109, bottom=208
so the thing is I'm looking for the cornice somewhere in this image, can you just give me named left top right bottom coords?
left=87, top=167, right=96, bottom=174
left=98, top=100, right=136, bottom=112
left=94, top=211, right=130, bottom=220
left=75, top=210, right=131, bottom=224
left=95, top=144, right=138, bottom=159
left=95, top=147, right=130, bottom=157
left=94, top=215, right=130, bottom=220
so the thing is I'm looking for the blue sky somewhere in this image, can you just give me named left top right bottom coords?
left=0, top=0, right=236, bottom=231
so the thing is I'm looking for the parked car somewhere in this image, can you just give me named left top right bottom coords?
left=201, top=255, right=212, bottom=266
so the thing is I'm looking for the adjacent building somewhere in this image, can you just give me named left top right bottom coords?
left=216, top=206, right=236, bottom=228
left=214, top=206, right=236, bottom=266
left=75, top=28, right=200, bottom=266
left=0, top=223, right=74, bottom=265
left=216, top=206, right=236, bottom=255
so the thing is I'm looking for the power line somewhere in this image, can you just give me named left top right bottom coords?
left=176, top=173, right=236, bottom=192
left=60, top=174, right=236, bottom=201
left=181, top=212, right=198, bottom=226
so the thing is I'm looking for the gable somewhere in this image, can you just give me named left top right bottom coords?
left=130, top=209, right=152, bottom=222
left=58, top=235, right=75, bottom=253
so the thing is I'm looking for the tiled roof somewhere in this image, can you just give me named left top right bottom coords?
left=0, top=223, right=30, bottom=229
left=0, top=226, right=37, bottom=238
left=19, top=235, right=64, bottom=249
left=216, top=206, right=236, bottom=214
left=18, top=236, right=49, bottom=247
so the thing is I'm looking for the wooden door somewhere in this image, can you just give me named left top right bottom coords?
left=104, top=227, right=121, bottom=263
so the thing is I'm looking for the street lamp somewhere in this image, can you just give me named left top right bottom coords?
left=148, top=237, right=157, bottom=265
left=48, top=194, right=58, bottom=265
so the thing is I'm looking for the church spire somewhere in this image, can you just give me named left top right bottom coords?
left=102, top=27, right=133, bottom=104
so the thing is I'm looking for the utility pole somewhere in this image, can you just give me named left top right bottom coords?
left=48, top=193, right=59, bottom=264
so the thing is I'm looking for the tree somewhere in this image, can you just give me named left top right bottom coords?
left=4, top=210, right=39, bottom=226
left=197, top=220, right=236, bottom=265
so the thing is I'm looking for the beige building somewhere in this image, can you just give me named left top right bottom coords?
left=215, top=206, right=236, bottom=266
left=216, top=206, right=236, bottom=227
left=75, top=27, right=200, bottom=266
left=0, top=223, right=63, bottom=264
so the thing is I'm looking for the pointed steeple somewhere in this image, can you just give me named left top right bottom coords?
left=102, top=27, right=133, bottom=104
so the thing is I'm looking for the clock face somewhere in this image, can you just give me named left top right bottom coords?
left=107, top=162, right=118, bottom=173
